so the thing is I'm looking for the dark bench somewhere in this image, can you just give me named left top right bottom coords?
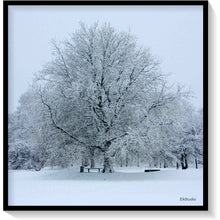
left=144, top=169, right=160, bottom=172
left=84, top=167, right=102, bottom=173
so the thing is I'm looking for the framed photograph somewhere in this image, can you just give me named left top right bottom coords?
left=4, top=1, right=208, bottom=211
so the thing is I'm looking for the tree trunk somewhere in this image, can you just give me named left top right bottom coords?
left=81, top=148, right=89, bottom=167
left=176, top=162, right=179, bottom=169
left=102, top=154, right=114, bottom=173
left=90, top=148, right=95, bottom=168
left=184, top=156, right=188, bottom=169
left=120, top=158, right=123, bottom=167
left=137, top=153, right=140, bottom=167
left=181, top=154, right=185, bottom=169
left=81, top=156, right=89, bottom=167
left=195, top=158, right=198, bottom=169
left=181, top=154, right=188, bottom=169
left=90, top=157, right=95, bottom=168
left=164, top=160, right=167, bottom=168
left=153, top=157, right=158, bottom=167
left=102, top=141, right=114, bottom=173
left=126, top=152, right=129, bottom=167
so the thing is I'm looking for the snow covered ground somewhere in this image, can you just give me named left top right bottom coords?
left=8, top=167, right=203, bottom=206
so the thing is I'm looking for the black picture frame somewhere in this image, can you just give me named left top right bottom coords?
left=3, top=0, right=208, bottom=211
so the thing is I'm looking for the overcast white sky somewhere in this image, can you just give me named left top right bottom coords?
left=8, top=5, right=203, bottom=113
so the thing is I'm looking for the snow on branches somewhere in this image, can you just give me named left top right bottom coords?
left=8, top=23, right=203, bottom=172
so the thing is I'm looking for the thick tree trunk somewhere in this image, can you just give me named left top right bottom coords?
left=102, top=154, right=114, bottom=173
left=102, top=141, right=114, bottom=173
left=181, top=154, right=188, bottom=169
left=181, top=154, right=185, bottom=169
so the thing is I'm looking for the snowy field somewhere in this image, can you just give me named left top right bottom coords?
left=8, top=167, right=203, bottom=206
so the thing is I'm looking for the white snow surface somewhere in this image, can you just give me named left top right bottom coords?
left=8, top=167, right=203, bottom=206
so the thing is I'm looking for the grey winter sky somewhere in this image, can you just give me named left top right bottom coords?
left=8, top=6, right=203, bottom=113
